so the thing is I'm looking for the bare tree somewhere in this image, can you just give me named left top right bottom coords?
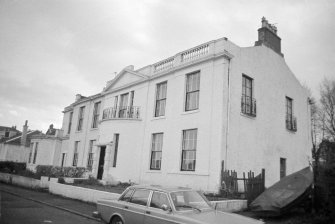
left=319, top=78, right=335, bottom=141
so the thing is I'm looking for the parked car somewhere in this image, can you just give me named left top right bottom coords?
left=93, top=185, right=263, bottom=224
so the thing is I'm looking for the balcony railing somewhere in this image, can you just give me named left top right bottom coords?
left=241, top=96, right=256, bottom=117
left=154, top=57, right=174, bottom=73
left=286, top=115, right=297, bottom=132
left=102, top=106, right=141, bottom=120
left=181, top=44, right=210, bottom=62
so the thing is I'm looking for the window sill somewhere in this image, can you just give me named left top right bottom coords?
left=90, top=128, right=99, bottom=131
left=240, top=112, right=256, bottom=119
left=286, top=128, right=297, bottom=133
left=151, top=116, right=166, bottom=121
left=167, top=171, right=209, bottom=176
left=181, top=109, right=199, bottom=116
left=146, top=170, right=162, bottom=173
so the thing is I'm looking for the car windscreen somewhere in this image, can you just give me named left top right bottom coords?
left=170, top=190, right=211, bottom=211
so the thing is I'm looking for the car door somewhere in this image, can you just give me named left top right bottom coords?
left=144, top=191, right=176, bottom=224
left=123, top=188, right=150, bottom=224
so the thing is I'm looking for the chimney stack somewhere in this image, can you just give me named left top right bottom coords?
left=75, top=94, right=82, bottom=102
left=255, top=17, right=283, bottom=57
left=21, top=120, right=28, bottom=146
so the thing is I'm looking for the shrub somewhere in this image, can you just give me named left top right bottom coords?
left=58, top=177, right=65, bottom=184
left=17, top=169, right=38, bottom=179
left=0, top=161, right=26, bottom=174
left=74, top=176, right=102, bottom=186
left=35, top=165, right=87, bottom=178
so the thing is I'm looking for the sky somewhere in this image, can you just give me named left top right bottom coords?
left=0, top=0, right=334, bottom=132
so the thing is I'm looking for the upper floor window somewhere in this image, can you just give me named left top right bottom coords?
left=77, top=107, right=85, bottom=131
left=241, top=75, right=256, bottom=116
left=73, top=141, right=79, bottom=166
left=150, top=133, right=163, bottom=170
left=185, top=71, right=200, bottom=111
left=286, top=97, right=297, bottom=131
left=92, top=102, right=101, bottom=128
left=4, top=130, right=9, bottom=138
left=68, top=112, right=73, bottom=134
left=119, top=93, right=129, bottom=118
left=181, top=129, right=197, bottom=171
left=87, top=140, right=95, bottom=170
left=155, top=82, right=167, bottom=117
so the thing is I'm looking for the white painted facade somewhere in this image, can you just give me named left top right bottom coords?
left=27, top=136, right=62, bottom=170
left=59, top=22, right=312, bottom=192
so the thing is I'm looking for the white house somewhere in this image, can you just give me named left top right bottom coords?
left=59, top=18, right=312, bottom=192
left=26, top=124, right=63, bottom=170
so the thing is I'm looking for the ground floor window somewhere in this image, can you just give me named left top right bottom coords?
left=113, top=134, right=119, bottom=167
left=150, top=133, right=163, bottom=170
left=181, top=129, right=197, bottom=171
left=87, top=140, right=95, bottom=170
left=28, top=143, right=34, bottom=163
left=73, top=141, right=79, bottom=167
left=61, top=153, right=67, bottom=167
left=280, top=158, right=286, bottom=179
left=33, top=143, right=39, bottom=164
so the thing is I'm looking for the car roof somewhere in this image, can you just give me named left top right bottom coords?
left=128, top=184, right=193, bottom=193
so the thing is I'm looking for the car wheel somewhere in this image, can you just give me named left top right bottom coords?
left=110, top=216, right=123, bottom=224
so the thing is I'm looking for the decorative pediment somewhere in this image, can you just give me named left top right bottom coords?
left=104, top=66, right=149, bottom=92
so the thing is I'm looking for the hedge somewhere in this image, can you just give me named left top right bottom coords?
left=0, top=161, right=26, bottom=174
left=35, top=165, right=87, bottom=178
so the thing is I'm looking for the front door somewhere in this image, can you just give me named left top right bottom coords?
left=97, top=146, right=106, bottom=180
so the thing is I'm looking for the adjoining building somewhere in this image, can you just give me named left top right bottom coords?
left=0, top=125, right=20, bottom=142
left=26, top=124, right=63, bottom=171
left=0, top=121, right=41, bottom=162
left=59, top=18, right=312, bottom=192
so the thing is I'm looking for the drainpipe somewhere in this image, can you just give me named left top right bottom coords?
left=224, top=59, right=232, bottom=170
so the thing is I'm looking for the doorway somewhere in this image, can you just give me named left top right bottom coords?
left=97, top=146, right=106, bottom=180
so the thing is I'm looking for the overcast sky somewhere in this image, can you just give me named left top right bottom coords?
left=0, top=0, right=334, bottom=132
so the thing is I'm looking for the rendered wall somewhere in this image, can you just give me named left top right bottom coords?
left=225, top=45, right=312, bottom=187
left=0, top=144, right=29, bottom=162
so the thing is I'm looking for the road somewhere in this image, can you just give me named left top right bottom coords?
left=0, top=186, right=102, bottom=224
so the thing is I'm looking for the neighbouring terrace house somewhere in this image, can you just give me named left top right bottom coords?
left=59, top=18, right=312, bottom=192
left=0, top=121, right=41, bottom=162
left=26, top=124, right=63, bottom=170
left=0, top=125, right=20, bottom=141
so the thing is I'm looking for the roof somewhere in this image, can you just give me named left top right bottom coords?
left=0, top=126, right=20, bottom=132
left=129, top=184, right=192, bottom=193
left=4, top=130, right=42, bottom=144
left=63, top=93, right=102, bottom=112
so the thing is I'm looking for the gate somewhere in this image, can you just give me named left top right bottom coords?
left=220, top=161, right=265, bottom=204
left=243, top=169, right=265, bottom=204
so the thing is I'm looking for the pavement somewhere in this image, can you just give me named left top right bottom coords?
left=0, top=183, right=101, bottom=222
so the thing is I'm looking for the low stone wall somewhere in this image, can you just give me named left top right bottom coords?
left=0, top=172, right=46, bottom=189
left=212, top=199, right=248, bottom=212
left=49, top=182, right=120, bottom=203
left=0, top=172, right=247, bottom=212
left=0, top=172, right=11, bottom=183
